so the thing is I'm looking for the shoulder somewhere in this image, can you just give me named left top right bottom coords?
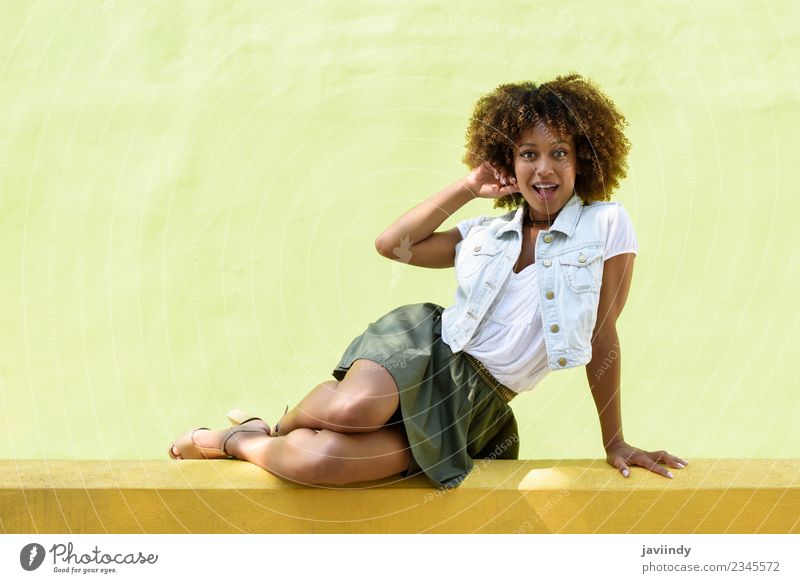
left=582, top=199, right=622, bottom=217
left=481, top=207, right=517, bottom=224
left=581, top=200, right=634, bottom=227
left=459, top=208, right=516, bottom=236
left=490, top=208, right=518, bottom=225
left=457, top=214, right=492, bottom=237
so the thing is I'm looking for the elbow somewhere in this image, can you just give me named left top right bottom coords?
left=375, top=234, right=401, bottom=259
left=588, top=328, right=621, bottom=374
left=374, top=235, right=391, bottom=258
left=590, top=324, right=619, bottom=348
left=376, top=231, right=418, bottom=261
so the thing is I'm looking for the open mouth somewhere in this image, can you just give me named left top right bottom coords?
left=533, top=183, right=558, bottom=201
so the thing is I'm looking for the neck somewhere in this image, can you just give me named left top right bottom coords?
left=527, top=203, right=559, bottom=225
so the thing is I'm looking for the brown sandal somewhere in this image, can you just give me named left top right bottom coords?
left=168, top=414, right=270, bottom=460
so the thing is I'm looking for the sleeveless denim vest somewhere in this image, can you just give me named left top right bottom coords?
left=443, top=192, right=622, bottom=370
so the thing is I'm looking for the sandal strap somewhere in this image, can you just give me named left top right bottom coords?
left=274, top=404, right=289, bottom=435
left=221, top=426, right=268, bottom=456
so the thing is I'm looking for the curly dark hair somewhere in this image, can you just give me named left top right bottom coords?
left=462, top=73, right=632, bottom=210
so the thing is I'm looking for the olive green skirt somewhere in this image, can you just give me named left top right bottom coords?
left=331, top=302, right=519, bottom=489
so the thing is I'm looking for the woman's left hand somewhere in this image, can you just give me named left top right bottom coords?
left=605, top=440, right=688, bottom=478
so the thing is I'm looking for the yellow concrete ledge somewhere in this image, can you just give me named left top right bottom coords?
left=2, top=459, right=798, bottom=533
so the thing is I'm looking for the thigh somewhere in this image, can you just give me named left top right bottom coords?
left=336, top=358, right=400, bottom=406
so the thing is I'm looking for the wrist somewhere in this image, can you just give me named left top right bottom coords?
left=460, top=176, right=482, bottom=199
left=604, top=437, right=626, bottom=452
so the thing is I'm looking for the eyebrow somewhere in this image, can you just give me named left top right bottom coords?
left=519, top=141, right=570, bottom=147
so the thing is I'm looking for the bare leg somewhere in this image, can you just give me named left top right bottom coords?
left=189, top=424, right=412, bottom=486
left=170, top=358, right=412, bottom=483
left=275, top=359, right=401, bottom=435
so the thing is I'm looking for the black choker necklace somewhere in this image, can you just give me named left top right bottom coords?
left=528, top=206, right=556, bottom=226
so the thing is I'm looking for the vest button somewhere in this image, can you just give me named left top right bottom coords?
left=543, top=258, right=552, bottom=267
left=550, top=324, right=559, bottom=333
left=578, top=254, right=586, bottom=263
left=473, top=244, right=481, bottom=251
left=558, top=357, right=567, bottom=366
left=543, top=234, right=553, bottom=243
left=545, top=291, right=555, bottom=300
left=467, top=311, right=477, bottom=319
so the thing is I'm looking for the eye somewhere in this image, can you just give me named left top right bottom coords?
left=554, top=149, right=568, bottom=159
left=521, top=151, right=536, bottom=159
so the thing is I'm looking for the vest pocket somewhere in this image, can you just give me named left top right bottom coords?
left=456, top=242, right=502, bottom=278
left=558, top=248, right=603, bottom=294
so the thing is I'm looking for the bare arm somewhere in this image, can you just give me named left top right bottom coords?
left=586, top=252, right=635, bottom=450
left=586, top=253, right=688, bottom=479
left=374, top=164, right=517, bottom=268
left=374, top=178, right=474, bottom=268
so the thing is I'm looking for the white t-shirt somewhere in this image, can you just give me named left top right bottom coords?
left=446, top=203, right=639, bottom=393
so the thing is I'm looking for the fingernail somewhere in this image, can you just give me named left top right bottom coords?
left=676, top=463, right=685, bottom=468
left=667, top=471, right=674, bottom=478
left=622, top=469, right=629, bottom=477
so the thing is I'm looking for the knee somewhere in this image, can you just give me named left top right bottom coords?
left=281, top=434, right=349, bottom=486
left=280, top=451, right=331, bottom=486
left=303, top=434, right=364, bottom=486
left=330, top=399, right=388, bottom=432
left=312, top=441, right=357, bottom=486
left=291, top=451, right=349, bottom=486
left=289, top=458, right=329, bottom=486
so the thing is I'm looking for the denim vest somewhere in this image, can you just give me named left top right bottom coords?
left=444, top=192, right=620, bottom=370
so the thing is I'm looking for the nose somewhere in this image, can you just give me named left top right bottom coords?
left=534, top=157, right=555, bottom=179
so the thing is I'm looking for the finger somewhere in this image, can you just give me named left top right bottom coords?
left=666, top=453, right=689, bottom=469
left=611, top=455, right=630, bottom=478
left=650, top=450, right=688, bottom=469
left=648, top=449, right=668, bottom=462
left=635, top=453, right=673, bottom=479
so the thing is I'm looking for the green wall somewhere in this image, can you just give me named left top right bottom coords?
left=1, top=1, right=797, bottom=462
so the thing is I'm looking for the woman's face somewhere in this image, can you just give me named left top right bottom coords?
left=513, top=122, right=578, bottom=219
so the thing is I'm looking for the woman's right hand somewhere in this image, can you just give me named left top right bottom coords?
left=465, top=161, right=520, bottom=199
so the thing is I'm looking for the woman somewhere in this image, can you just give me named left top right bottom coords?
left=169, top=73, right=688, bottom=489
